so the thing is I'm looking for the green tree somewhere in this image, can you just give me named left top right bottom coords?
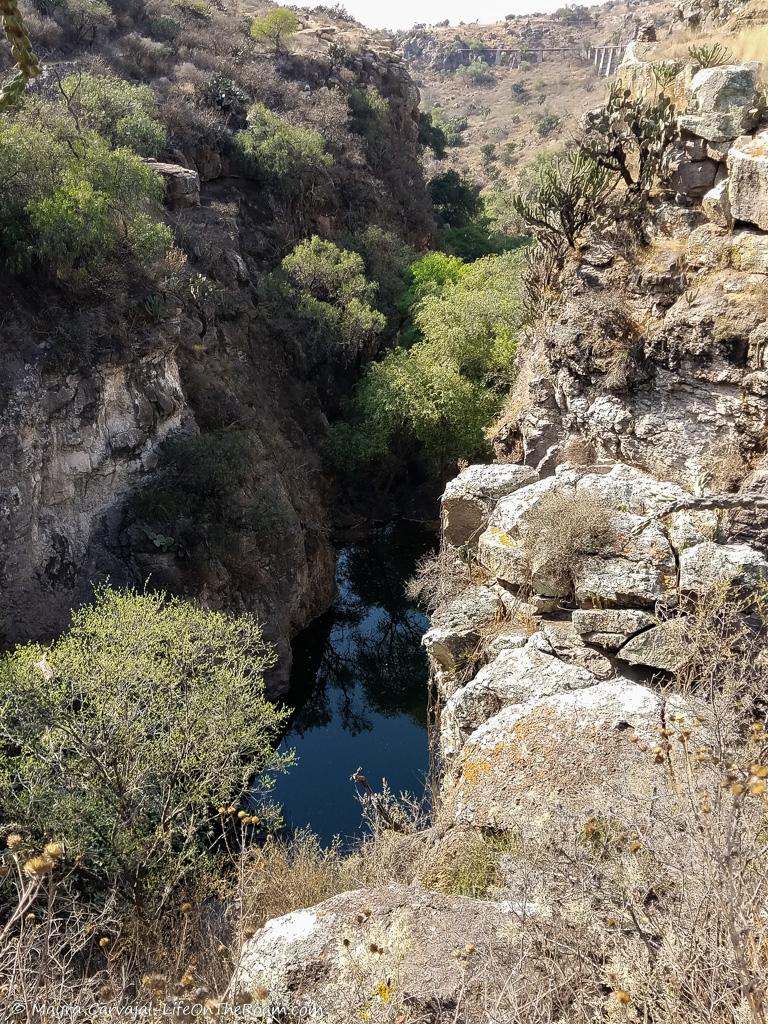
left=60, top=72, right=167, bottom=157
left=417, top=111, right=447, bottom=158
left=279, top=236, right=386, bottom=362
left=249, top=7, right=299, bottom=52
left=0, top=587, right=289, bottom=915
left=235, top=103, right=332, bottom=202
left=0, top=105, right=171, bottom=282
left=331, top=249, right=526, bottom=468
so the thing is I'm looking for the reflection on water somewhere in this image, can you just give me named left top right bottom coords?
left=270, top=520, right=435, bottom=846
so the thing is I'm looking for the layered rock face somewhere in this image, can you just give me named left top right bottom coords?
left=495, top=56, right=768, bottom=523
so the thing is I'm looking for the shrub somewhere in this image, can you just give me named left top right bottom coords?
left=348, top=85, right=389, bottom=137
left=55, top=0, right=115, bottom=44
left=510, top=80, right=529, bottom=102
left=234, top=102, right=332, bottom=192
left=249, top=7, right=299, bottom=52
left=429, top=169, right=482, bottom=230
left=430, top=107, right=467, bottom=146
left=349, top=225, right=415, bottom=319
left=59, top=72, right=167, bottom=157
left=582, top=83, right=676, bottom=193
left=456, top=59, right=495, bottom=86
left=0, top=105, right=171, bottom=283
left=0, top=586, right=288, bottom=913
left=278, top=236, right=385, bottom=361
left=197, top=72, right=248, bottom=114
left=401, top=251, right=465, bottom=311
left=171, top=0, right=210, bottom=17
left=511, top=147, right=617, bottom=249
left=535, top=110, right=561, bottom=137
left=143, top=12, right=180, bottom=40
left=417, top=111, right=447, bottom=158
left=520, top=491, right=616, bottom=595
left=331, top=250, right=525, bottom=468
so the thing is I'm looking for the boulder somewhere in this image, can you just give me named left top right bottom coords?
left=728, top=132, right=768, bottom=230
left=476, top=465, right=688, bottom=606
left=616, top=617, right=689, bottom=672
left=687, top=222, right=768, bottom=275
left=440, top=631, right=615, bottom=761
left=451, top=679, right=703, bottom=832
left=441, top=463, right=538, bottom=547
left=572, top=608, right=656, bottom=651
left=665, top=152, right=719, bottom=197
left=679, top=63, right=761, bottom=142
left=572, top=513, right=677, bottom=609
left=235, top=884, right=522, bottom=1024
left=702, top=178, right=733, bottom=228
left=679, top=541, right=768, bottom=594
left=147, top=160, right=201, bottom=209
left=421, top=585, right=501, bottom=673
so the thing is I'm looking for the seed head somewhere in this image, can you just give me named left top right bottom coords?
left=98, top=936, right=110, bottom=948
left=44, top=842, right=64, bottom=860
left=23, top=854, right=54, bottom=878
left=6, top=834, right=23, bottom=851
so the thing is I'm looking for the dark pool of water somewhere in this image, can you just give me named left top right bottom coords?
left=270, top=520, right=435, bottom=847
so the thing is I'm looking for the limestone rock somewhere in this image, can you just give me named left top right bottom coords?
left=679, top=63, right=760, bottom=141
left=572, top=512, right=677, bottom=609
left=441, top=463, right=538, bottom=547
left=147, top=160, right=201, bottom=209
left=679, top=541, right=768, bottom=593
left=235, top=884, right=521, bottom=1024
left=617, top=618, right=689, bottom=671
left=440, top=632, right=612, bottom=761
left=702, top=178, right=733, bottom=227
left=728, top=132, right=768, bottom=230
left=421, top=585, right=501, bottom=672
left=572, top=608, right=656, bottom=651
left=451, top=680, right=702, bottom=832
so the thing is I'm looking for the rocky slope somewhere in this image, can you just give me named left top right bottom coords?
left=233, top=49, right=768, bottom=1020
left=0, top=3, right=431, bottom=689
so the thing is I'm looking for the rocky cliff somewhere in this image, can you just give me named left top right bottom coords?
left=232, top=50, right=768, bottom=1020
left=0, top=8, right=431, bottom=690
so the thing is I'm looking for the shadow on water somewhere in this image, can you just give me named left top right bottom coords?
left=270, top=520, right=436, bottom=847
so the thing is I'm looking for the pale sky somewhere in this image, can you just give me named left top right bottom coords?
left=293, top=0, right=605, bottom=31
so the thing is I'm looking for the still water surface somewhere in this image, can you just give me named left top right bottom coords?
left=270, top=521, right=435, bottom=846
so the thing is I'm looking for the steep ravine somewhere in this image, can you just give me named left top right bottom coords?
left=0, top=42, right=430, bottom=693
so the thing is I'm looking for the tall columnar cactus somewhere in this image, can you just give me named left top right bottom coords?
left=0, top=0, right=41, bottom=111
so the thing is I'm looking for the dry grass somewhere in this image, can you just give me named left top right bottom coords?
left=406, top=545, right=490, bottom=614
left=520, top=490, right=616, bottom=596
left=652, top=25, right=768, bottom=66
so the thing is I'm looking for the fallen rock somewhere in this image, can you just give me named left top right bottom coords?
left=616, top=617, right=689, bottom=671
left=147, top=160, right=201, bottom=209
left=421, top=585, right=501, bottom=674
left=679, top=541, right=768, bottom=594
left=728, top=132, right=768, bottom=230
left=441, top=463, right=538, bottom=547
left=235, top=884, right=522, bottom=1023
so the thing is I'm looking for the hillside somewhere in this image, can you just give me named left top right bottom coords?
left=0, top=0, right=435, bottom=688
left=3, top=0, right=768, bottom=1019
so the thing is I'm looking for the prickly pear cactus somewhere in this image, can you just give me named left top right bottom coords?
left=0, top=0, right=41, bottom=111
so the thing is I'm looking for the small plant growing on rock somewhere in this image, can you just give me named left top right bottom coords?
left=582, top=83, right=676, bottom=194
left=520, top=491, right=616, bottom=597
left=688, top=42, right=732, bottom=68
left=511, top=148, right=617, bottom=249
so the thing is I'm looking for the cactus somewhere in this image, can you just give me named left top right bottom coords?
left=0, top=0, right=41, bottom=111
